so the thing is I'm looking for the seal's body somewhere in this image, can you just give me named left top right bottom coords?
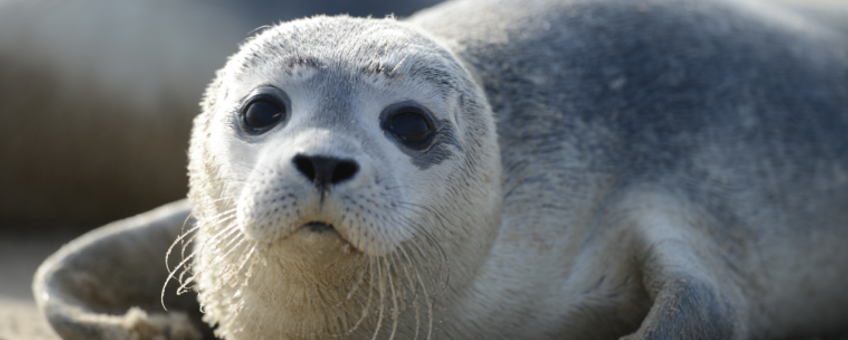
left=33, top=0, right=848, bottom=339
left=185, top=0, right=848, bottom=339
left=406, top=0, right=848, bottom=338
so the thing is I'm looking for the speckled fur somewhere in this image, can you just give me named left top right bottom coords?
left=188, top=0, right=848, bottom=339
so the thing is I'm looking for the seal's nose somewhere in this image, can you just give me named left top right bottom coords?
left=292, top=154, right=359, bottom=190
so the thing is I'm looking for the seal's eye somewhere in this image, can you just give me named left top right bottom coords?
left=240, top=94, right=287, bottom=135
left=385, top=106, right=435, bottom=149
left=389, top=113, right=430, bottom=142
left=245, top=99, right=284, bottom=128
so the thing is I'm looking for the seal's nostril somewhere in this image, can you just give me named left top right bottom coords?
left=332, top=160, right=359, bottom=184
left=292, top=154, right=359, bottom=190
left=293, top=154, right=316, bottom=182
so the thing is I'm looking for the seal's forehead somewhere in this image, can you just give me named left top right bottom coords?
left=227, top=15, right=464, bottom=88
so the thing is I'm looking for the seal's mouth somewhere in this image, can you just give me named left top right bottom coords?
left=302, top=222, right=337, bottom=234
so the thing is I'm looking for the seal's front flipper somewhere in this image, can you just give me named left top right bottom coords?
left=623, top=272, right=739, bottom=340
left=618, top=195, right=744, bottom=340
left=32, top=200, right=212, bottom=340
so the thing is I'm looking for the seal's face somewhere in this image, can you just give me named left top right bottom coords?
left=186, top=16, right=502, bottom=339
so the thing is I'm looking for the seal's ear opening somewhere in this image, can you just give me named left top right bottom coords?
left=32, top=200, right=215, bottom=340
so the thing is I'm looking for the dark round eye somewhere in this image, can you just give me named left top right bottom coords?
left=243, top=99, right=285, bottom=132
left=381, top=103, right=436, bottom=150
left=389, top=112, right=431, bottom=142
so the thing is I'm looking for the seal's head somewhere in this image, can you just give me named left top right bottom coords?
left=185, top=15, right=502, bottom=340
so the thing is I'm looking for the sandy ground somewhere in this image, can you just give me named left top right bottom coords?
left=0, top=231, right=76, bottom=340
left=0, top=297, right=59, bottom=340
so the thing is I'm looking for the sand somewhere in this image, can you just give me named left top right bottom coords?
left=0, top=231, right=74, bottom=340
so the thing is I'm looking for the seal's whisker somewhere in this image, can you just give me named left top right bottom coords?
left=396, top=203, right=451, bottom=275
left=167, top=231, right=217, bottom=278
left=218, top=240, right=251, bottom=285
left=371, top=256, right=387, bottom=340
left=195, top=218, right=239, bottom=252
left=336, top=257, right=368, bottom=308
left=202, top=222, right=243, bottom=255
left=189, top=223, right=251, bottom=299
left=385, top=255, right=400, bottom=340
left=389, top=251, right=409, bottom=307
left=411, top=260, right=434, bottom=340
left=400, top=224, right=443, bottom=290
left=197, top=272, right=233, bottom=307
left=176, top=270, right=199, bottom=294
left=409, top=221, right=450, bottom=292
left=178, top=226, right=202, bottom=262
left=227, top=243, right=257, bottom=287
left=197, top=208, right=238, bottom=229
left=397, top=226, right=444, bottom=331
left=397, top=243, right=421, bottom=340
left=343, top=255, right=377, bottom=336
left=186, top=208, right=236, bottom=238
left=177, top=256, right=200, bottom=285
left=392, top=201, right=450, bottom=258
left=238, top=249, right=260, bottom=290
left=160, top=249, right=202, bottom=309
left=199, top=195, right=240, bottom=206
left=165, top=223, right=201, bottom=273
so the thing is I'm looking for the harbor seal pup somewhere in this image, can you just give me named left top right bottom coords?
left=34, top=0, right=848, bottom=339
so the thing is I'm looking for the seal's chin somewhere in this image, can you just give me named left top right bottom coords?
left=271, top=221, right=360, bottom=264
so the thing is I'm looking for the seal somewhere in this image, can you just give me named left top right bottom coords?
left=34, top=0, right=848, bottom=339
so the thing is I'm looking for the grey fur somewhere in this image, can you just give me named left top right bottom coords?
left=33, top=0, right=848, bottom=339
left=409, top=0, right=848, bottom=338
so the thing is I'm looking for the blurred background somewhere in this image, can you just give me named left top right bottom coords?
left=0, top=0, right=440, bottom=338
left=0, top=0, right=444, bottom=228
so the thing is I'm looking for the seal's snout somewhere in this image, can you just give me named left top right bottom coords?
left=292, top=154, right=359, bottom=190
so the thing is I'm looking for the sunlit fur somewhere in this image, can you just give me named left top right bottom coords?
left=185, top=16, right=502, bottom=340
left=180, top=0, right=848, bottom=339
